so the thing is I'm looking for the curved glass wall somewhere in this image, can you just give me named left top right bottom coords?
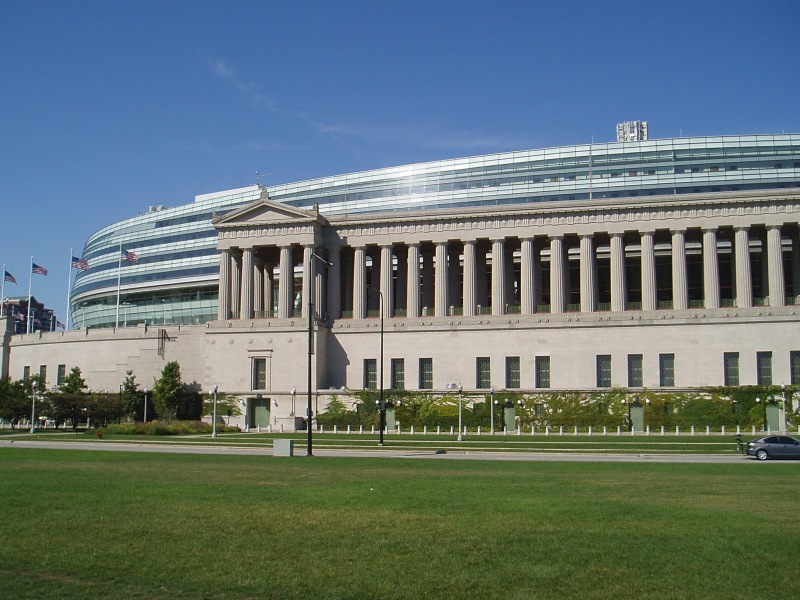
left=71, top=134, right=800, bottom=329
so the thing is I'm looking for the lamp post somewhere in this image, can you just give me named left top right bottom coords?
left=30, top=380, right=38, bottom=433
left=447, top=383, right=463, bottom=441
left=291, top=387, right=296, bottom=432
left=212, top=384, right=218, bottom=438
left=489, top=386, right=495, bottom=435
left=756, top=397, right=766, bottom=432
left=307, top=252, right=332, bottom=456
left=122, top=302, right=130, bottom=327
left=143, top=388, right=148, bottom=423
left=781, top=385, right=787, bottom=433
left=365, top=286, right=386, bottom=446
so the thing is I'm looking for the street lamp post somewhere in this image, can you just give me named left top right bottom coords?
left=307, top=252, right=333, bottom=457
left=291, top=387, right=296, bottom=432
left=489, top=386, right=495, bottom=435
left=30, top=380, right=38, bottom=433
left=143, top=388, right=148, bottom=422
left=781, top=385, right=787, bottom=433
left=447, top=383, right=463, bottom=441
left=212, top=384, right=218, bottom=438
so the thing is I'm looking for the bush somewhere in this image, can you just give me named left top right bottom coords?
left=101, top=420, right=240, bottom=436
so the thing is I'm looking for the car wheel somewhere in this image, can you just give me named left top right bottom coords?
left=756, top=449, right=769, bottom=461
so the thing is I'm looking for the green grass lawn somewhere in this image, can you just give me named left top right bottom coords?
left=1, top=448, right=798, bottom=599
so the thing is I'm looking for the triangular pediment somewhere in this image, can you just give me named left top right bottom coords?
left=212, top=198, right=323, bottom=228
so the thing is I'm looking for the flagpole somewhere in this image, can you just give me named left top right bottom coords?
left=115, top=242, right=122, bottom=329
left=27, top=256, right=33, bottom=334
left=66, top=248, right=73, bottom=331
left=1, top=263, right=5, bottom=317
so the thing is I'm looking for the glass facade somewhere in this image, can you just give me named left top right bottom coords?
left=70, top=134, right=800, bottom=329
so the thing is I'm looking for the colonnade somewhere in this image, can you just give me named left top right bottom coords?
left=218, top=223, right=800, bottom=322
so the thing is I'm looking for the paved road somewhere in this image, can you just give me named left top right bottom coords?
left=0, top=439, right=772, bottom=463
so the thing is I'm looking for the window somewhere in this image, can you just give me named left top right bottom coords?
left=391, top=359, right=405, bottom=390
left=476, top=357, right=491, bottom=389
left=252, top=358, right=267, bottom=390
left=534, top=403, right=544, bottom=417
left=535, top=356, right=550, bottom=389
left=659, top=353, right=675, bottom=387
left=39, top=365, right=47, bottom=386
left=627, top=354, right=643, bottom=387
left=791, top=351, right=800, bottom=385
left=596, top=355, right=612, bottom=388
left=23, top=366, right=30, bottom=380
left=756, top=351, right=772, bottom=386
left=419, top=358, right=433, bottom=390
left=364, top=359, right=377, bottom=390
left=505, top=356, right=520, bottom=389
left=57, top=364, right=66, bottom=386
left=724, top=353, right=739, bottom=386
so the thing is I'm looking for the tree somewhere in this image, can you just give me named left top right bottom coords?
left=90, top=393, right=126, bottom=427
left=0, top=377, right=31, bottom=428
left=203, top=392, right=242, bottom=425
left=50, top=393, right=88, bottom=429
left=152, top=361, right=184, bottom=421
left=120, top=370, right=145, bottom=421
left=60, top=367, right=86, bottom=394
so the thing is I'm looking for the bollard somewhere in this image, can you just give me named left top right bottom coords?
left=531, top=426, right=536, bottom=435
left=676, top=426, right=680, bottom=435
left=360, top=425, right=364, bottom=434
left=603, top=426, right=607, bottom=436
left=559, top=426, right=564, bottom=436
left=411, top=425, right=415, bottom=435
left=437, top=425, right=441, bottom=434
left=706, top=426, right=710, bottom=436
left=721, top=425, right=726, bottom=435
left=477, top=426, right=481, bottom=435
left=574, top=426, right=578, bottom=436
left=517, top=426, right=521, bottom=436
left=588, top=426, right=593, bottom=436
left=617, top=426, right=621, bottom=436
left=691, top=426, right=695, bottom=436
left=371, top=425, right=375, bottom=434
left=450, top=426, right=454, bottom=435
left=504, top=426, right=508, bottom=435
left=347, top=425, right=351, bottom=434
left=333, top=425, right=338, bottom=434
left=661, top=425, right=665, bottom=436
left=320, top=425, right=325, bottom=434
left=646, top=425, right=650, bottom=436
left=424, top=425, right=428, bottom=435
left=546, top=426, right=550, bottom=436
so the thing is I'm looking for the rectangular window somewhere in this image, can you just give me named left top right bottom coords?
left=505, top=356, right=520, bottom=389
left=627, top=354, right=643, bottom=387
left=534, top=403, right=544, bottom=417
left=419, top=358, right=433, bottom=390
left=23, top=366, right=30, bottom=380
left=659, top=353, right=675, bottom=387
left=723, top=352, right=740, bottom=386
left=791, top=351, right=800, bottom=385
left=476, top=357, right=491, bottom=389
left=252, top=358, right=267, bottom=390
left=39, top=365, right=47, bottom=386
left=756, top=351, right=772, bottom=386
left=535, top=356, right=550, bottom=389
left=57, top=364, right=66, bottom=386
left=596, top=355, right=612, bottom=388
left=364, top=359, right=377, bottom=390
left=391, top=358, right=405, bottom=390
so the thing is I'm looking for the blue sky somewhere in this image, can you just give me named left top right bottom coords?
left=2, top=0, right=799, bottom=316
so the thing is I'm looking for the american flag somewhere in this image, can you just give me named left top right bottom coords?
left=4, top=271, right=15, bottom=284
left=57, top=320, right=65, bottom=329
left=122, top=249, right=139, bottom=264
left=32, top=263, right=48, bottom=276
left=71, top=256, right=89, bottom=271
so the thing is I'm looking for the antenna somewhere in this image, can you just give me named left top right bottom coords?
left=256, top=171, right=272, bottom=187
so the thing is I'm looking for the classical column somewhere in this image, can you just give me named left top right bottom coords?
left=462, top=240, right=476, bottom=316
left=671, top=230, right=688, bottom=310
left=491, top=239, right=505, bottom=315
left=640, top=231, right=657, bottom=311
left=767, top=225, right=785, bottom=307
left=550, top=235, right=565, bottom=314
left=254, top=259, right=264, bottom=317
left=406, top=243, right=421, bottom=318
left=579, top=234, right=596, bottom=313
left=231, top=252, right=241, bottom=318
left=218, top=249, right=231, bottom=320
left=240, top=247, right=254, bottom=320
left=421, top=246, right=435, bottom=314
left=302, top=246, right=314, bottom=319
left=793, top=234, right=800, bottom=304
left=380, top=244, right=394, bottom=318
left=278, top=245, right=292, bottom=319
left=520, top=238, right=535, bottom=314
left=353, top=246, right=366, bottom=320
left=734, top=227, right=752, bottom=308
left=264, top=263, right=274, bottom=318
left=327, top=246, right=342, bottom=320
left=435, top=241, right=449, bottom=317
left=702, top=229, right=720, bottom=309
left=610, top=233, right=626, bottom=312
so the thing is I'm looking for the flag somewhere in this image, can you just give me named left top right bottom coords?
left=57, top=320, right=65, bottom=329
left=71, top=256, right=89, bottom=271
left=4, top=271, right=15, bottom=284
left=122, top=249, right=139, bottom=264
left=32, top=263, right=48, bottom=276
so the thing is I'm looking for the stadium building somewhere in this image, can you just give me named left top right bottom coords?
left=4, top=131, right=800, bottom=430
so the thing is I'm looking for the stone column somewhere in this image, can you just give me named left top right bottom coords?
left=734, top=227, right=752, bottom=308
left=240, top=248, right=254, bottom=320
left=702, top=229, right=720, bottom=309
left=671, top=230, right=688, bottom=310
left=381, top=245, right=394, bottom=318
left=610, top=233, right=626, bottom=312
left=254, top=259, right=264, bottom=317
left=462, top=240, right=476, bottom=317
left=264, top=263, right=274, bottom=318
left=315, top=252, right=325, bottom=319
left=406, top=243, right=421, bottom=318
left=491, top=239, right=505, bottom=315
left=278, top=246, right=292, bottom=319
left=327, top=246, right=342, bottom=320
left=521, top=238, right=535, bottom=314
left=579, top=234, right=596, bottom=313
left=793, top=234, right=800, bottom=304
left=231, top=251, right=241, bottom=318
left=640, top=231, right=657, bottom=311
left=767, top=225, right=785, bottom=307
left=218, top=249, right=231, bottom=320
left=435, top=241, right=449, bottom=317
left=353, top=246, right=366, bottom=319
left=302, top=246, right=314, bottom=319
left=550, top=235, right=565, bottom=314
